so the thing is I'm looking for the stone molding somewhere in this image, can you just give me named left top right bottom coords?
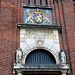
left=21, top=45, right=60, bottom=64
left=14, top=64, right=69, bottom=75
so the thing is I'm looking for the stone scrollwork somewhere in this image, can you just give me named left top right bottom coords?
left=59, top=49, right=66, bottom=64
left=16, top=48, right=23, bottom=64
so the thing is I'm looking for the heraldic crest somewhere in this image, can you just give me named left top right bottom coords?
left=24, top=8, right=52, bottom=25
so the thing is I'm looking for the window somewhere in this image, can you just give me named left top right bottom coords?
left=39, top=0, right=42, bottom=5
left=27, top=0, right=30, bottom=5
left=73, top=0, right=75, bottom=5
left=45, top=0, right=47, bottom=6
left=33, top=0, right=36, bottom=5
left=25, top=49, right=56, bottom=64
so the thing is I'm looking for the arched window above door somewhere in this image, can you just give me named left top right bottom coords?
left=25, top=49, right=56, bottom=65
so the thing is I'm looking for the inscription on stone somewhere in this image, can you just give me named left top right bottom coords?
left=24, top=35, right=56, bottom=39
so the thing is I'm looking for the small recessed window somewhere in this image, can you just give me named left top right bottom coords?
left=27, top=0, right=30, bottom=5
left=73, top=0, right=75, bottom=6
left=39, top=0, right=42, bottom=5
left=45, top=0, right=47, bottom=6
left=33, top=0, right=36, bottom=5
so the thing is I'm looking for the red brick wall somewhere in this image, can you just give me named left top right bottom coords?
left=53, top=1, right=75, bottom=75
left=0, top=0, right=75, bottom=75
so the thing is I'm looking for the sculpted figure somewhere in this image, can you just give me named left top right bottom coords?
left=60, top=49, right=66, bottom=64
left=43, top=10, right=51, bottom=24
left=25, top=9, right=34, bottom=23
left=16, top=48, right=23, bottom=64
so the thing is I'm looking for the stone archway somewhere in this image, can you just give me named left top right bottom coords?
left=22, top=45, right=60, bottom=65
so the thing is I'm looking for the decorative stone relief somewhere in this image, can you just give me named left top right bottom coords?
left=36, top=40, right=44, bottom=47
left=25, top=28, right=53, bottom=35
left=20, top=28, right=61, bottom=64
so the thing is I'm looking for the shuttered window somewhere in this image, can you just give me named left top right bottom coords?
left=25, top=49, right=56, bottom=64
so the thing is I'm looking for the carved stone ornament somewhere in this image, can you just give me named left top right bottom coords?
left=37, top=40, right=44, bottom=47
left=25, top=28, right=53, bottom=35
left=59, top=49, right=66, bottom=64
left=16, top=48, right=23, bottom=64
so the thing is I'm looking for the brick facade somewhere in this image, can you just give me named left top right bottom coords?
left=0, top=0, right=75, bottom=75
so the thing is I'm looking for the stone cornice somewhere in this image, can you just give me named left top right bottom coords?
left=17, top=23, right=62, bottom=34
left=22, top=3, right=53, bottom=9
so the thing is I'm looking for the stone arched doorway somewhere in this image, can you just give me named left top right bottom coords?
left=25, top=49, right=56, bottom=65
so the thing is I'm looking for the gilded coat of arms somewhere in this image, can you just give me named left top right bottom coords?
left=25, top=8, right=52, bottom=24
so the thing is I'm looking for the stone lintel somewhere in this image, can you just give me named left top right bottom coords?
left=14, top=64, right=69, bottom=71
left=14, top=64, right=69, bottom=75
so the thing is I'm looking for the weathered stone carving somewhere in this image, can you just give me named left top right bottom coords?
left=37, top=40, right=44, bottom=47
left=59, top=49, right=66, bottom=64
left=16, top=48, right=23, bottom=64
left=25, top=28, right=53, bottom=35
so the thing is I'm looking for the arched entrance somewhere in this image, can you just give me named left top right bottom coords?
left=25, top=49, right=56, bottom=65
